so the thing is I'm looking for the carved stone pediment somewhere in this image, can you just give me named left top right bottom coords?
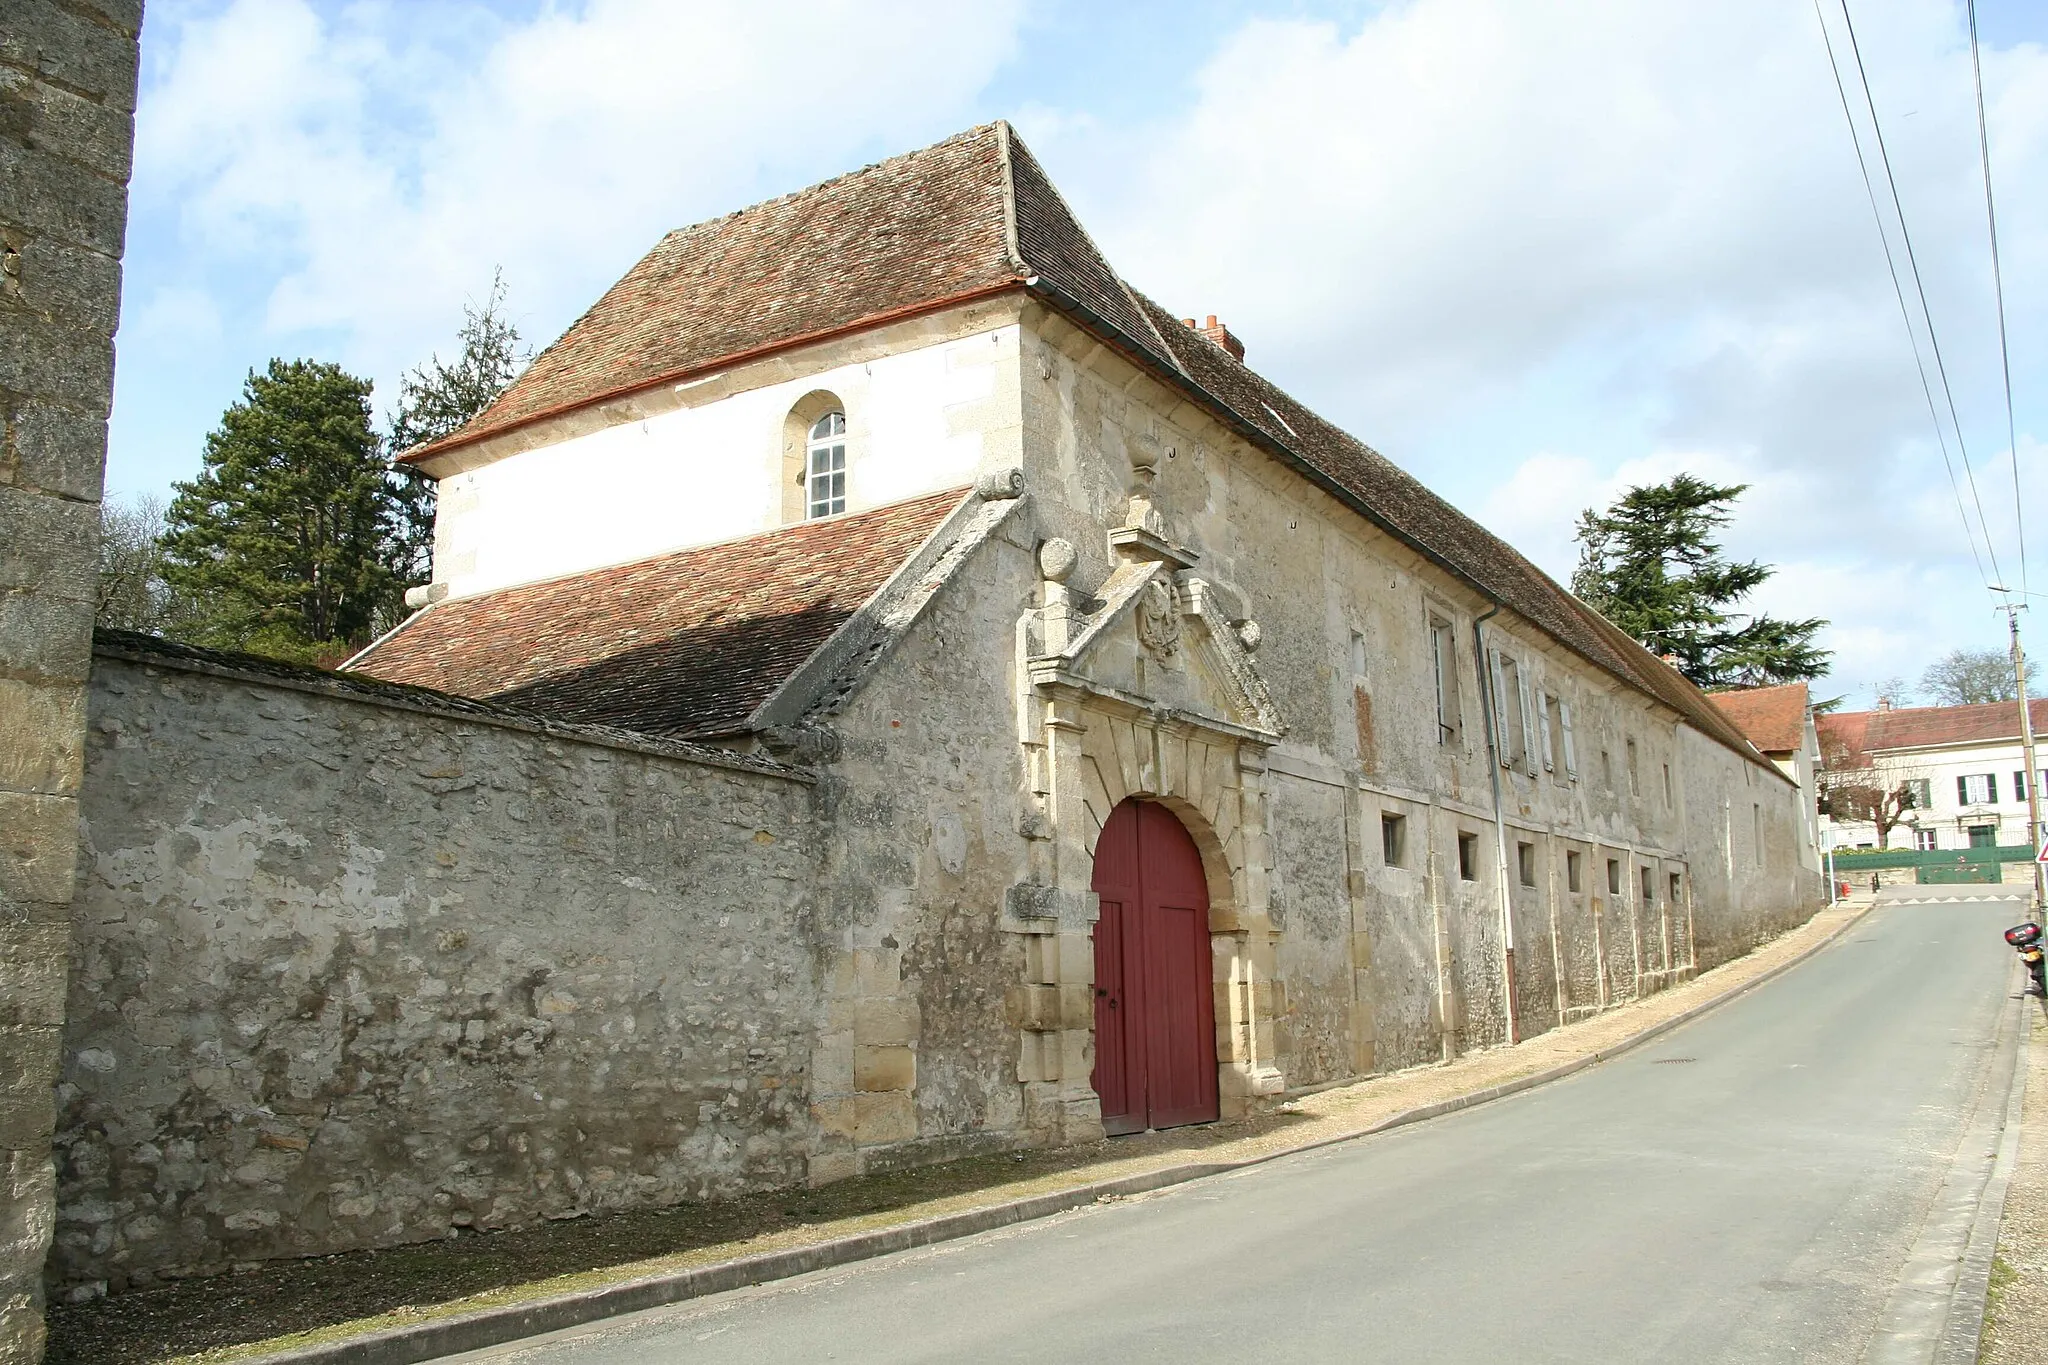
left=1026, top=555, right=1283, bottom=742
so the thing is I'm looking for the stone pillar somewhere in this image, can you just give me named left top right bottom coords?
left=0, top=4, right=141, bottom=1359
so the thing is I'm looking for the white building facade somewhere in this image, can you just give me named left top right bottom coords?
left=1820, top=698, right=2048, bottom=851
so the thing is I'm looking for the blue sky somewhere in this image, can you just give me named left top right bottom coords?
left=112, top=0, right=2048, bottom=704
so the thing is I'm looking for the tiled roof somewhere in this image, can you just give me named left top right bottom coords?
left=1821, top=698, right=2048, bottom=755
left=1708, top=683, right=1811, bottom=755
left=351, top=490, right=966, bottom=738
left=404, top=128, right=1022, bottom=459
left=393, top=121, right=1772, bottom=770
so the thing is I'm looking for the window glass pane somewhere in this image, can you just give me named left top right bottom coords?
left=829, top=472, right=845, bottom=498
left=810, top=411, right=844, bottom=440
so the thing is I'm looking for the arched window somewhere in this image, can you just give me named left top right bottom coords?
left=806, top=411, right=846, bottom=519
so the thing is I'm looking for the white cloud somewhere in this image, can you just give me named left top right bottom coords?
left=1018, top=0, right=2048, bottom=696
left=122, top=0, right=2048, bottom=700
left=134, top=0, right=1025, bottom=376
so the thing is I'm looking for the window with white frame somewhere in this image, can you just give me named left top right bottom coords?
left=1958, top=773, right=1998, bottom=806
left=1915, top=828, right=1939, bottom=851
left=805, top=411, right=847, bottom=518
left=1905, top=778, right=1933, bottom=810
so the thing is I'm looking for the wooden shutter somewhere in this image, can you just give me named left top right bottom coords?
left=1488, top=648, right=1511, bottom=766
left=1517, top=671, right=1538, bottom=776
left=1560, top=701, right=1579, bottom=778
left=1539, top=694, right=1556, bottom=773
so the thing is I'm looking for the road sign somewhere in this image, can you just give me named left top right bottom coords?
left=2036, top=837, right=2048, bottom=864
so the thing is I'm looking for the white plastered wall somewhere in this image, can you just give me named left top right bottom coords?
left=431, top=324, right=1020, bottom=600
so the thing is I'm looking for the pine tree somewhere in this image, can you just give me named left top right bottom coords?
left=1571, top=474, right=1828, bottom=688
left=386, top=271, right=525, bottom=586
left=162, top=360, right=399, bottom=663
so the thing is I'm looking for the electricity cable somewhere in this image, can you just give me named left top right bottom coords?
left=1811, top=0, right=1994, bottom=590
left=1836, top=0, right=2006, bottom=592
left=1966, top=0, right=2026, bottom=598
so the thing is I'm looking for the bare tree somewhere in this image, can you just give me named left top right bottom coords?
left=1819, top=723, right=1932, bottom=850
left=1922, top=648, right=2024, bottom=705
left=96, top=494, right=175, bottom=634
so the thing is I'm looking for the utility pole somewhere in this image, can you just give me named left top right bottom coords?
left=2001, top=600, right=2044, bottom=912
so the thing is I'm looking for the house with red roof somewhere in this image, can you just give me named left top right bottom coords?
left=61, top=124, right=1823, bottom=1283
left=1818, top=697, right=2048, bottom=852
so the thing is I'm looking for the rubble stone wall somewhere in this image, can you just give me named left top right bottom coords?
left=54, top=647, right=820, bottom=1292
left=0, top=2, right=141, bottom=1355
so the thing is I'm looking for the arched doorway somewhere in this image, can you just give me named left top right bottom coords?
left=1091, top=799, right=1219, bottom=1134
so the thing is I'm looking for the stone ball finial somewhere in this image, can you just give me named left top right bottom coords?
left=1236, top=619, right=1263, bottom=653
left=1038, top=538, right=1078, bottom=584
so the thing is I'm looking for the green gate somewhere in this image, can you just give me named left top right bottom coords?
left=1917, top=861, right=2003, bottom=885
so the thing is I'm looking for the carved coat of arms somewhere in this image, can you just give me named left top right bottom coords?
left=1135, top=578, right=1182, bottom=660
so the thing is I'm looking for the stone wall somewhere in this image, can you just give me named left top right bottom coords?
left=0, top=3, right=140, bottom=1357
left=53, top=643, right=820, bottom=1292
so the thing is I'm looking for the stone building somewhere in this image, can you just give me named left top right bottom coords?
left=54, top=124, right=1821, bottom=1297
left=1708, top=682, right=1823, bottom=877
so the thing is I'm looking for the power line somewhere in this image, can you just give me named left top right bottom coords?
left=1966, top=0, right=2026, bottom=597
left=1811, top=0, right=1995, bottom=590
left=1836, top=0, right=2006, bottom=591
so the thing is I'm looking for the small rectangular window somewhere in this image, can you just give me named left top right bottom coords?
left=1381, top=812, right=1407, bottom=867
left=1600, top=750, right=1613, bottom=792
left=1566, top=850, right=1583, bottom=893
left=1959, top=773, right=1997, bottom=805
left=1752, top=803, right=1763, bottom=866
left=1627, top=738, right=1640, bottom=796
left=1662, top=763, right=1672, bottom=807
left=1906, top=778, right=1933, bottom=810
left=1350, top=630, right=1369, bottom=680
left=1458, top=832, right=1479, bottom=881
left=1430, top=616, right=1462, bottom=746
left=1517, top=841, right=1536, bottom=887
left=1640, top=865, right=1654, bottom=903
left=1915, top=827, right=1939, bottom=852
left=2017, top=771, right=2030, bottom=803
left=1606, top=858, right=1622, bottom=895
left=1669, top=871, right=1683, bottom=905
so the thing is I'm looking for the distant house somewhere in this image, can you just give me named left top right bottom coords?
left=1709, top=682, right=1823, bottom=873
left=1819, top=698, right=2048, bottom=851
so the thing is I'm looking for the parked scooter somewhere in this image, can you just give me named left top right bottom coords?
left=2004, top=922, right=2047, bottom=998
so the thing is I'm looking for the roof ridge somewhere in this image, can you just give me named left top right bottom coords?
left=993, top=120, right=1028, bottom=277
left=666, top=122, right=1007, bottom=243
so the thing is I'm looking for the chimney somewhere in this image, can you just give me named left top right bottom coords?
left=1876, top=694, right=1893, bottom=711
left=1183, top=313, right=1246, bottom=364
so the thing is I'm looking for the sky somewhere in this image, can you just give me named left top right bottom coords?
left=110, top=0, right=2048, bottom=707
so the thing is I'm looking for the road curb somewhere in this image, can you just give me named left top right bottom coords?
left=1936, top=984, right=2036, bottom=1365
left=235, top=902, right=1872, bottom=1365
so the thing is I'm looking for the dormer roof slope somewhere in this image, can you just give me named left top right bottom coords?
left=1708, top=682, right=1811, bottom=756
left=352, top=489, right=965, bottom=738
left=391, top=121, right=1772, bottom=770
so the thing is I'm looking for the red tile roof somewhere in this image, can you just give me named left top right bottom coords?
left=389, top=122, right=1771, bottom=770
left=350, top=490, right=966, bottom=738
left=1707, top=683, right=1811, bottom=755
left=1820, top=698, right=2048, bottom=755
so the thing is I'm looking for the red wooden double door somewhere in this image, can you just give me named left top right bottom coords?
left=1091, top=799, right=1219, bottom=1134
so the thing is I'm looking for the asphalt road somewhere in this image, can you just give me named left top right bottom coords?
left=456, top=897, right=2028, bottom=1364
